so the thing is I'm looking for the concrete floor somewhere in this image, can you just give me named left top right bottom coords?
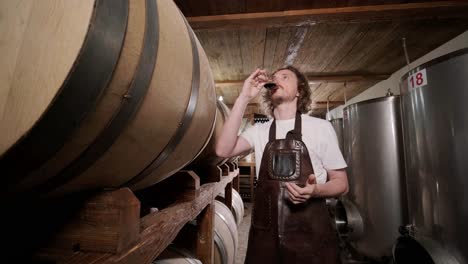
left=235, top=202, right=252, bottom=264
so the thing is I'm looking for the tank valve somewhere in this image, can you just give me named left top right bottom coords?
left=386, top=89, right=394, bottom=97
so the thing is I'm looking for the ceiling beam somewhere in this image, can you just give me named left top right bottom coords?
left=312, top=101, right=345, bottom=108
left=187, top=1, right=468, bottom=30
left=314, top=101, right=345, bottom=106
left=215, top=74, right=389, bottom=86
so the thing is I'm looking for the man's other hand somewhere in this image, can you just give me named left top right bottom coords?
left=285, top=174, right=317, bottom=204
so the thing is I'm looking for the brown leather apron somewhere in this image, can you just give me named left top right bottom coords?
left=245, top=112, right=340, bottom=264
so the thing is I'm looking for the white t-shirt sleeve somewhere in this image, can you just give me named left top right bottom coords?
left=321, top=122, right=347, bottom=170
left=239, top=124, right=256, bottom=149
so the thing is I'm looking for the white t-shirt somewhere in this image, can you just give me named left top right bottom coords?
left=240, top=114, right=347, bottom=184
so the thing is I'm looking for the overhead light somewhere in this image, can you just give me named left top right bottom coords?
left=218, top=96, right=223, bottom=101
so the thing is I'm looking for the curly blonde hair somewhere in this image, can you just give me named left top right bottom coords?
left=262, top=65, right=312, bottom=116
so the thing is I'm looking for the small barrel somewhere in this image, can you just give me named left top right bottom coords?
left=231, top=189, right=244, bottom=227
left=217, top=188, right=245, bottom=227
left=153, top=245, right=202, bottom=264
left=214, top=200, right=238, bottom=264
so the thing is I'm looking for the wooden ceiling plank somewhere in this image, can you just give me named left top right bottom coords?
left=174, top=0, right=245, bottom=16
left=187, top=2, right=468, bottom=30
left=207, top=0, right=245, bottom=16
left=293, top=24, right=330, bottom=71
left=305, top=23, right=365, bottom=72
left=369, top=20, right=468, bottom=73
left=262, top=27, right=281, bottom=70
left=282, top=26, right=310, bottom=66
left=222, top=30, right=244, bottom=80
left=245, top=0, right=287, bottom=13
left=176, top=0, right=428, bottom=17
left=335, top=21, right=401, bottom=72
left=272, top=27, right=297, bottom=70
left=329, top=22, right=400, bottom=72
left=195, top=31, right=225, bottom=81
left=197, top=30, right=244, bottom=81
left=321, top=23, right=371, bottom=72
left=311, top=82, right=330, bottom=102
left=314, top=82, right=345, bottom=102
left=239, top=28, right=267, bottom=75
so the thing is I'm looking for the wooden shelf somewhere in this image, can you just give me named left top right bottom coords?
left=33, top=164, right=240, bottom=264
left=238, top=161, right=255, bottom=166
left=238, top=161, right=256, bottom=202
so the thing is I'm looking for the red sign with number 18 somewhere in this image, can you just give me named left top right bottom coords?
left=407, top=69, right=428, bottom=90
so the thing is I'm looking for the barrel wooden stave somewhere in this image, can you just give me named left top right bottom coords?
left=188, top=100, right=229, bottom=168
left=0, top=0, right=95, bottom=155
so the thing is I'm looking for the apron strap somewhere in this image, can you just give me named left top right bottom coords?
left=268, top=112, right=302, bottom=142
left=286, top=112, right=302, bottom=141
left=269, top=119, right=276, bottom=142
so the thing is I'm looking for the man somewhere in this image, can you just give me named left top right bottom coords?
left=216, top=66, right=348, bottom=264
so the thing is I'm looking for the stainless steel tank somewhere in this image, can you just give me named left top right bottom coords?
left=394, top=48, right=468, bottom=264
left=336, top=95, right=407, bottom=260
left=330, top=118, right=344, bottom=154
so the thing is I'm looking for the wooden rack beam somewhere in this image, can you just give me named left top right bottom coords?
left=34, top=168, right=239, bottom=264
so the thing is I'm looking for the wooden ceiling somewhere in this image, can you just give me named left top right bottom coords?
left=175, top=0, right=468, bottom=117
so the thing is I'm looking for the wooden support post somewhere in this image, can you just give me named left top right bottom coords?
left=194, top=165, right=222, bottom=185
left=232, top=172, right=240, bottom=192
left=220, top=163, right=229, bottom=176
left=45, top=188, right=140, bottom=254
left=196, top=203, right=214, bottom=264
left=225, top=162, right=235, bottom=172
left=224, top=182, right=233, bottom=210
left=174, top=170, right=200, bottom=189
left=137, top=170, right=201, bottom=213
left=173, top=170, right=201, bottom=201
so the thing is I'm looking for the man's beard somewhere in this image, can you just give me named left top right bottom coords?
left=271, top=96, right=284, bottom=107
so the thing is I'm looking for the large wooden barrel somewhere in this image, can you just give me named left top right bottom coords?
left=153, top=245, right=202, bottom=264
left=188, top=100, right=230, bottom=168
left=0, top=0, right=216, bottom=198
left=188, top=100, right=249, bottom=169
left=214, top=200, right=238, bottom=264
